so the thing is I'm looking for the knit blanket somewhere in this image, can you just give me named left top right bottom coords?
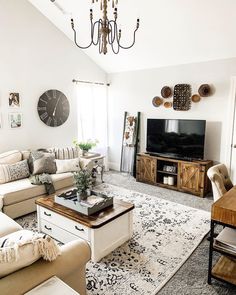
left=29, top=173, right=55, bottom=195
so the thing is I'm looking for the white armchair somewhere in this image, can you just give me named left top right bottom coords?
left=207, top=163, right=233, bottom=202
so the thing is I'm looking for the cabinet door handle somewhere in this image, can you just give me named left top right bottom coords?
left=44, top=225, right=52, bottom=231
left=44, top=211, right=51, bottom=217
left=75, top=225, right=84, bottom=232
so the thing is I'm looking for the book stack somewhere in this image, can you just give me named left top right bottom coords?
left=214, top=227, right=236, bottom=255
left=80, top=195, right=105, bottom=208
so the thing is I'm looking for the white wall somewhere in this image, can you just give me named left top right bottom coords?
left=108, top=58, right=236, bottom=170
left=0, top=0, right=106, bottom=153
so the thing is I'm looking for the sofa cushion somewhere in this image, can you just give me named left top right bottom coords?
left=29, top=151, right=56, bottom=175
left=0, top=150, right=22, bottom=165
left=0, top=212, right=22, bottom=238
left=0, top=160, right=30, bottom=184
left=0, top=173, right=74, bottom=206
left=56, top=158, right=80, bottom=174
left=0, top=229, right=61, bottom=278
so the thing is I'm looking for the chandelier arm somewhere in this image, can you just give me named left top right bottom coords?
left=110, top=22, right=120, bottom=54
left=71, top=22, right=94, bottom=49
left=92, top=20, right=102, bottom=45
left=111, top=42, right=120, bottom=54
left=108, top=20, right=117, bottom=45
left=107, top=21, right=114, bottom=45
left=118, top=27, right=139, bottom=50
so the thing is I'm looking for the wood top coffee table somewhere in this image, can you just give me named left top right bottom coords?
left=36, top=190, right=134, bottom=262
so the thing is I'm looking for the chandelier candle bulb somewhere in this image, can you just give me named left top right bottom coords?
left=137, top=19, right=140, bottom=28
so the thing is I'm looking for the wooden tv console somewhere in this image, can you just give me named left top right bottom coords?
left=136, top=153, right=213, bottom=197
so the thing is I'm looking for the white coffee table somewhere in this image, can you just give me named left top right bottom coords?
left=25, top=276, right=79, bottom=295
left=36, top=193, right=134, bottom=262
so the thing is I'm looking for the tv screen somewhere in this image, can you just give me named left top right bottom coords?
left=146, top=119, right=206, bottom=160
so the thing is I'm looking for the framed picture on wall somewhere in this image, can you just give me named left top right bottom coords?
left=9, top=92, right=20, bottom=108
left=9, top=113, right=22, bottom=129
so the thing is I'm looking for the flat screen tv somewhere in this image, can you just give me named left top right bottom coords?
left=146, top=119, right=206, bottom=160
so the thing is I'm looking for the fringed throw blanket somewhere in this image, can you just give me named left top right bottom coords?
left=0, top=230, right=61, bottom=263
left=30, top=173, right=55, bottom=195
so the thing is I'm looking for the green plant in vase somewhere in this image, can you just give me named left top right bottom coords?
left=74, top=169, right=93, bottom=201
left=73, top=139, right=98, bottom=156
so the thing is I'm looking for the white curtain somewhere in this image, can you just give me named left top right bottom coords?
left=76, top=82, right=108, bottom=168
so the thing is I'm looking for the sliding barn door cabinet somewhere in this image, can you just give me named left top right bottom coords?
left=136, top=153, right=212, bottom=197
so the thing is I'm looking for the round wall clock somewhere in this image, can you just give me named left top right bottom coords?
left=37, top=89, right=70, bottom=127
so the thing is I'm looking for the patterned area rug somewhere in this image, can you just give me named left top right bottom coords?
left=16, top=184, right=210, bottom=295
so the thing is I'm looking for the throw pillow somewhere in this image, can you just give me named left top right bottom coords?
left=56, top=158, right=80, bottom=174
left=48, top=147, right=81, bottom=160
left=0, top=160, right=30, bottom=184
left=21, top=150, right=31, bottom=160
left=28, top=151, right=56, bottom=175
left=0, top=150, right=22, bottom=165
left=0, top=229, right=61, bottom=278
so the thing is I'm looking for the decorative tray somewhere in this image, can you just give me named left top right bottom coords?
left=54, top=189, right=113, bottom=216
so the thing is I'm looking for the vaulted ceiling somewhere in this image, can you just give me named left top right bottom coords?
left=29, top=0, right=236, bottom=73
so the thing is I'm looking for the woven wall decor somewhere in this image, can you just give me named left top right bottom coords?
left=173, top=84, right=191, bottom=111
left=198, top=84, right=211, bottom=97
left=152, top=96, right=163, bottom=107
left=161, top=86, right=172, bottom=98
left=191, top=94, right=201, bottom=103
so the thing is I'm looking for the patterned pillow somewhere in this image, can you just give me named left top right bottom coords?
left=28, top=151, right=56, bottom=175
left=0, top=229, right=61, bottom=278
left=0, top=160, right=30, bottom=184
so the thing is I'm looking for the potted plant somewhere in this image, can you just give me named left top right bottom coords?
left=73, top=169, right=93, bottom=201
left=73, top=139, right=98, bottom=156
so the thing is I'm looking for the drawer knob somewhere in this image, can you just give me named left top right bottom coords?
left=75, top=225, right=84, bottom=232
left=44, top=225, right=52, bottom=231
left=44, top=211, right=51, bottom=217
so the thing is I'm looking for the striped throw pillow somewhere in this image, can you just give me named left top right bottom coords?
left=49, top=147, right=81, bottom=160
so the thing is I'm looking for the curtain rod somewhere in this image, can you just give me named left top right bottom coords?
left=72, top=79, right=110, bottom=86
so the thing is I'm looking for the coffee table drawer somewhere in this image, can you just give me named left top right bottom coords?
left=39, top=207, right=89, bottom=241
left=41, top=219, right=79, bottom=244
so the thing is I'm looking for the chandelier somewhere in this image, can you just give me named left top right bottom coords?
left=70, top=0, right=140, bottom=54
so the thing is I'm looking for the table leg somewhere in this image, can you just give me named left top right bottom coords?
left=101, top=165, right=105, bottom=183
left=208, top=220, right=215, bottom=284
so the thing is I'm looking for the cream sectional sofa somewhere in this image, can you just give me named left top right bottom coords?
left=0, top=149, right=82, bottom=218
left=0, top=211, right=91, bottom=295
